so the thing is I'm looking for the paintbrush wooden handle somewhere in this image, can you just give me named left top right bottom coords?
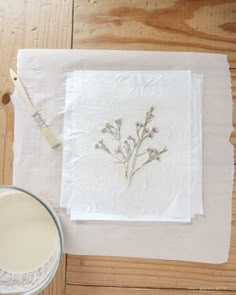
left=9, top=68, right=60, bottom=149
left=9, top=69, right=36, bottom=114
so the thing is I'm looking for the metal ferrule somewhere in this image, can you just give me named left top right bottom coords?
left=32, top=112, right=47, bottom=128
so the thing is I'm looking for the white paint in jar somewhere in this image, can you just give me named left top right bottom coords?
left=0, top=190, right=59, bottom=273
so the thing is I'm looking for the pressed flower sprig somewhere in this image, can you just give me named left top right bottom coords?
left=95, top=106, right=167, bottom=185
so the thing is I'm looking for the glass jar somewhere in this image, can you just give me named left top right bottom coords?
left=0, top=186, right=64, bottom=295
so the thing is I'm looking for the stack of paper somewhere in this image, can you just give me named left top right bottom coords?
left=12, top=50, right=233, bottom=263
left=61, top=70, right=203, bottom=222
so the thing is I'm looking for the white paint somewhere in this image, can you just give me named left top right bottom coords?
left=0, top=190, right=59, bottom=273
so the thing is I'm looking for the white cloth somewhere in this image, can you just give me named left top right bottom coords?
left=61, top=70, right=202, bottom=221
left=12, top=49, right=233, bottom=263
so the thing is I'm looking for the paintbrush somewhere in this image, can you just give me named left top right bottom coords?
left=9, top=69, right=59, bottom=149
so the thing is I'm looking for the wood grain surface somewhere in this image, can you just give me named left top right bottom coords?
left=0, top=104, right=14, bottom=184
left=0, top=0, right=72, bottom=184
left=0, top=0, right=236, bottom=294
left=73, top=0, right=236, bottom=68
left=66, top=286, right=236, bottom=295
left=0, top=0, right=72, bottom=294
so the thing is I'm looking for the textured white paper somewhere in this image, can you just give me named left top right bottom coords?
left=62, top=72, right=203, bottom=220
left=191, top=75, right=203, bottom=216
left=62, top=70, right=201, bottom=221
left=12, top=49, right=233, bottom=263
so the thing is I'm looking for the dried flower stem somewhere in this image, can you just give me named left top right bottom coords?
left=131, top=146, right=167, bottom=178
left=95, top=107, right=167, bottom=185
left=128, top=106, right=155, bottom=184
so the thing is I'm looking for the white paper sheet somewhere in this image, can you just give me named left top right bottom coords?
left=12, top=49, right=233, bottom=263
left=61, top=72, right=203, bottom=220
left=191, top=75, right=203, bottom=216
left=61, top=70, right=201, bottom=222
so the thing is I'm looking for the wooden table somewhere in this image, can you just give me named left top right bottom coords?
left=0, top=1, right=236, bottom=294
